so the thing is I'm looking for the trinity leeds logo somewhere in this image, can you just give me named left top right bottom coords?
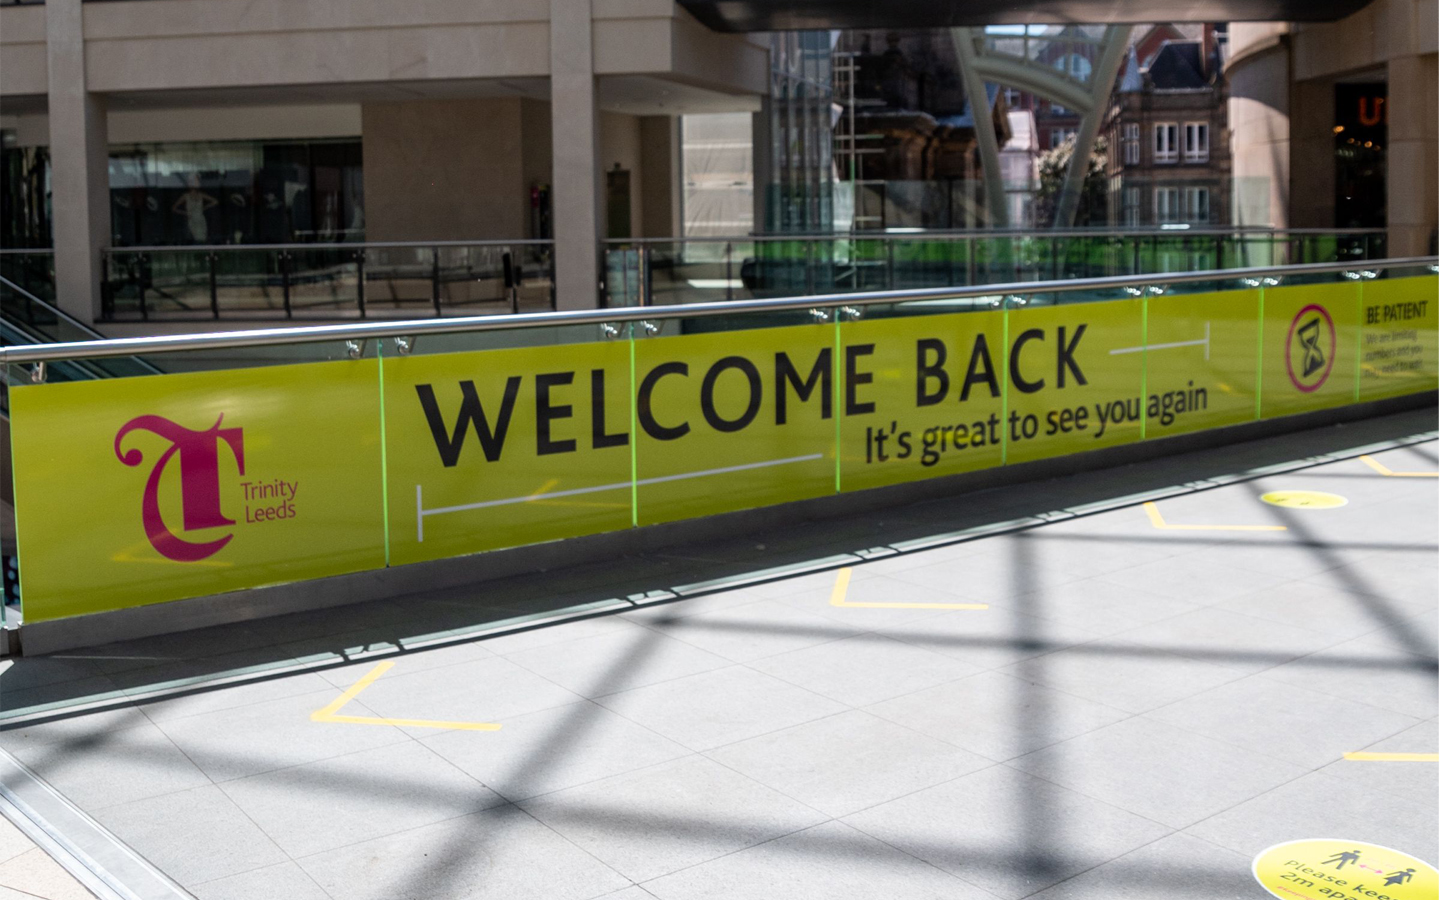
left=1285, top=304, right=1336, bottom=393
left=114, top=415, right=299, bottom=562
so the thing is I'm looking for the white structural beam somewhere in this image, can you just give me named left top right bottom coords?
left=1051, top=24, right=1131, bottom=228
left=951, top=29, right=1009, bottom=228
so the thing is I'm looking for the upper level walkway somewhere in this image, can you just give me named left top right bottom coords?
left=0, top=406, right=1434, bottom=899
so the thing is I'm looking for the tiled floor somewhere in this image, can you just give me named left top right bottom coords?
left=0, top=410, right=1435, bottom=899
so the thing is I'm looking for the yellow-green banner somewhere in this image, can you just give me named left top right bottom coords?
left=10, top=275, right=1437, bottom=621
left=10, top=361, right=385, bottom=622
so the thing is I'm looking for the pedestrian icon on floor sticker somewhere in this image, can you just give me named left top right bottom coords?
left=1386, top=869, right=1415, bottom=886
left=1323, top=849, right=1363, bottom=870
left=1253, top=839, right=1438, bottom=899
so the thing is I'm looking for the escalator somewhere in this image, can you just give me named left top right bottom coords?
left=0, top=276, right=164, bottom=627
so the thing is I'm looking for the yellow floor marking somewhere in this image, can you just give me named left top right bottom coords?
left=1344, top=752, right=1440, bottom=762
left=1259, top=490, right=1347, bottom=509
left=829, top=567, right=988, bottom=610
left=311, top=660, right=502, bottom=732
left=1143, top=502, right=1288, bottom=532
left=1359, top=454, right=1439, bottom=478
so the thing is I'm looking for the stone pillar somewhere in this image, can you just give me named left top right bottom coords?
left=549, top=0, right=603, bottom=309
left=46, top=0, right=109, bottom=324
left=638, top=116, right=681, bottom=238
left=1226, top=26, right=1293, bottom=232
left=1386, top=53, right=1438, bottom=256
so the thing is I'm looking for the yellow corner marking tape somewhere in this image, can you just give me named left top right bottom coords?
left=1359, top=455, right=1439, bottom=478
left=1143, top=501, right=1288, bottom=532
left=1254, top=839, right=1437, bottom=900
left=1260, top=490, right=1348, bottom=509
left=311, top=660, right=502, bottom=732
left=1344, top=752, right=1440, bottom=762
left=829, top=566, right=988, bottom=610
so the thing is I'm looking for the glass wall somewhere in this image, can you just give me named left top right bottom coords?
left=0, top=137, right=363, bottom=249
left=762, top=31, right=837, bottom=234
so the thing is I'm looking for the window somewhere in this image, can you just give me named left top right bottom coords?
left=1051, top=103, right=1070, bottom=116
left=1184, top=122, right=1210, bottom=163
left=1054, top=53, right=1092, bottom=81
left=1186, top=187, right=1211, bottom=223
left=1154, top=187, right=1180, bottom=223
left=1003, top=88, right=1023, bottom=108
left=1122, top=123, right=1140, bottom=166
left=1050, top=128, right=1076, bottom=149
left=1154, top=123, right=1179, bottom=163
left=1123, top=186, right=1141, bottom=226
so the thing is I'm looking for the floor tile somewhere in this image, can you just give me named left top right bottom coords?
left=642, top=820, right=998, bottom=900
left=93, top=784, right=288, bottom=886
left=520, top=755, right=826, bottom=882
left=595, top=666, right=847, bottom=751
left=14, top=720, right=210, bottom=810
left=750, top=634, right=981, bottom=706
left=1147, top=676, right=1419, bottom=769
left=220, top=741, right=502, bottom=857
left=1260, top=637, right=1439, bottom=719
left=707, top=709, right=991, bottom=817
left=192, top=862, right=332, bottom=900
left=1186, top=770, right=1438, bottom=862
left=299, top=803, right=630, bottom=900
left=336, top=655, right=584, bottom=734
left=866, top=670, right=1131, bottom=762
left=156, top=689, right=410, bottom=782
left=1316, top=719, right=1439, bottom=804
left=505, top=629, right=731, bottom=698
left=996, top=639, right=1245, bottom=714
left=1011, top=715, right=1307, bottom=829
left=843, top=765, right=1171, bottom=900
left=1025, top=832, right=1254, bottom=899
left=421, top=699, right=690, bottom=801
left=635, top=599, right=860, bottom=664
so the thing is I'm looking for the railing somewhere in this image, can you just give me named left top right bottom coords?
left=0, top=277, right=162, bottom=407
left=100, top=240, right=555, bottom=322
left=603, top=228, right=1387, bottom=307
left=0, top=250, right=56, bottom=304
left=5, top=256, right=1434, bottom=627
left=7, top=255, right=1429, bottom=364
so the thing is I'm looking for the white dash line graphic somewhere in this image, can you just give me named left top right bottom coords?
left=415, top=453, right=824, bottom=541
left=1110, top=321, right=1210, bottom=360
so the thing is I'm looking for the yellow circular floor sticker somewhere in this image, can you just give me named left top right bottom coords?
left=1254, top=839, right=1438, bottom=899
left=1261, top=490, right=1348, bottom=509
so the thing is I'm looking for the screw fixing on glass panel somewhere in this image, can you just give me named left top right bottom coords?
left=840, top=306, right=862, bottom=320
left=345, top=340, right=364, bottom=360
left=394, top=336, right=413, bottom=356
left=600, top=323, right=620, bottom=340
left=29, top=362, right=45, bottom=384
left=809, top=308, right=831, bottom=323
left=642, top=321, right=660, bottom=336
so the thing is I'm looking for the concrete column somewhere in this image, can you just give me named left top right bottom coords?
left=1385, top=54, right=1438, bottom=256
left=1226, top=28, right=1292, bottom=232
left=46, top=0, right=109, bottom=323
left=639, top=116, right=681, bottom=238
left=751, top=99, right=773, bottom=234
left=549, top=0, right=602, bottom=309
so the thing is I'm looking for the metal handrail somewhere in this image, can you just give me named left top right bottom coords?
left=4, top=257, right=1433, bottom=365
left=603, top=227, right=1390, bottom=244
left=0, top=275, right=107, bottom=341
left=102, top=239, right=555, bottom=253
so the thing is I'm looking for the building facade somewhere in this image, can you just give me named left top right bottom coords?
left=1103, top=28, right=1232, bottom=227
